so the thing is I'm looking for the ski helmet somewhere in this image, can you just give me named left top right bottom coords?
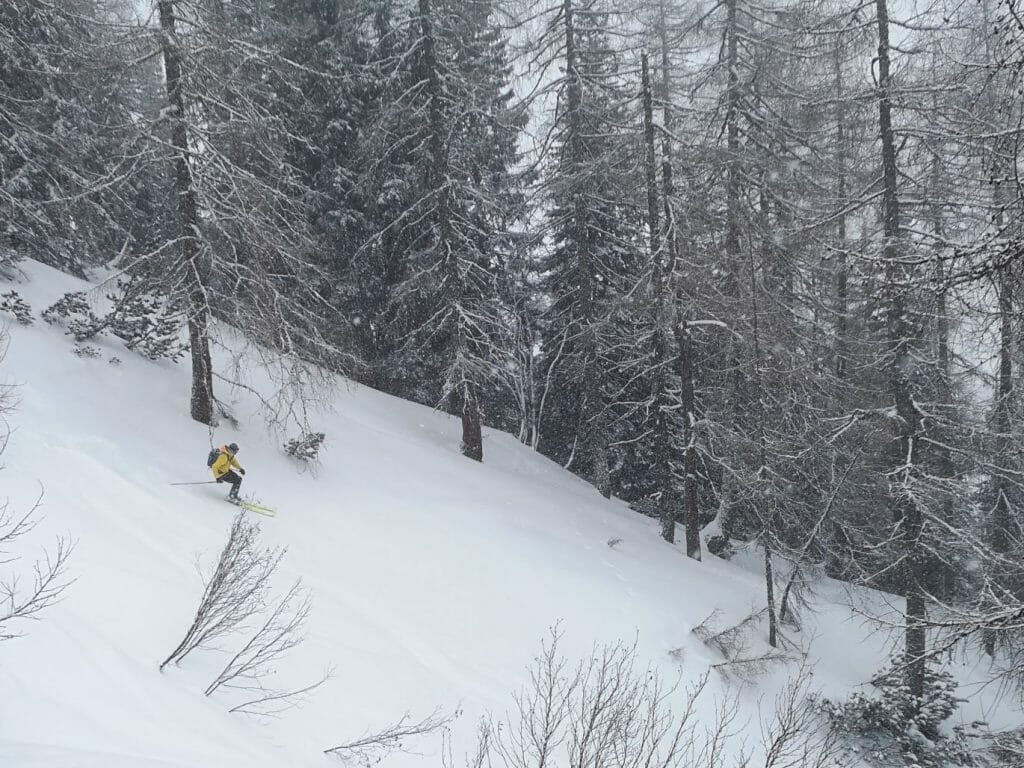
left=228, top=442, right=239, bottom=453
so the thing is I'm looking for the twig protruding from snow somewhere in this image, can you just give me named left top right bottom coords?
left=325, top=708, right=457, bottom=764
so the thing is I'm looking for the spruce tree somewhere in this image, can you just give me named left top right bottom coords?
left=1, top=0, right=140, bottom=275
left=531, top=0, right=640, bottom=494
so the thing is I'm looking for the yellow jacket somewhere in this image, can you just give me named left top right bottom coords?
left=211, top=446, right=243, bottom=479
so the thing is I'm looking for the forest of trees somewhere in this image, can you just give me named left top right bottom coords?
left=4, top=0, right=1024, bottom=744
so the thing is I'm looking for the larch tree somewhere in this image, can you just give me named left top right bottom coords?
left=147, top=0, right=345, bottom=426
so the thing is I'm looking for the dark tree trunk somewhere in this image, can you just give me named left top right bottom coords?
left=985, top=184, right=1014, bottom=655
left=656, top=22, right=702, bottom=560
left=676, top=321, right=702, bottom=560
left=750, top=190, right=777, bottom=647
left=719, top=0, right=743, bottom=540
left=831, top=53, right=851, bottom=581
left=980, top=0, right=1014, bottom=653
left=642, top=54, right=676, bottom=543
left=158, top=0, right=214, bottom=426
left=875, top=0, right=926, bottom=708
left=460, top=383, right=484, bottom=462
left=764, top=533, right=778, bottom=647
left=724, top=0, right=741, bottom=290
left=834, top=38, right=848, bottom=380
left=927, top=126, right=957, bottom=601
left=562, top=0, right=607, bottom=494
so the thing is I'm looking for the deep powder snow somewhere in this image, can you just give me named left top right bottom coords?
left=0, top=261, right=1017, bottom=767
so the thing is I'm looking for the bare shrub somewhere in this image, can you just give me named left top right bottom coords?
left=762, top=662, right=844, bottom=768
left=440, top=629, right=841, bottom=768
left=777, top=563, right=818, bottom=631
left=325, top=708, right=457, bottom=764
left=204, top=580, right=309, bottom=696
left=217, top=343, right=337, bottom=438
left=693, top=607, right=765, bottom=659
left=205, top=580, right=330, bottom=716
left=159, top=511, right=283, bottom=671
left=0, top=497, right=74, bottom=641
left=492, top=626, right=577, bottom=768
left=481, top=628, right=737, bottom=768
left=441, top=722, right=490, bottom=768
left=217, top=401, right=240, bottom=429
left=0, top=335, right=74, bottom=641
left=692, top=608, right=802, bottom=683
left=228, top=671, right=331, bottom=717
left=713, top=652, right=803, bottom=686
left=161, top=511, right=327, bottom=715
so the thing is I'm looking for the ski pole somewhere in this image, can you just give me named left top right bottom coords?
left=168, top=481, right=221, bottom=486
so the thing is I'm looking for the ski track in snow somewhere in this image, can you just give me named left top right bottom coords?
left=0, top=260, right=1018, bottom=767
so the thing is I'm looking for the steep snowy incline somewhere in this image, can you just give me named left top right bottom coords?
left=0, top=261, right=1015, bottom=767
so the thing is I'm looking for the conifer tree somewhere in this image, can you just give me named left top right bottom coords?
left=1, top=0, right=140, bottom=275
left=530, top=0, right=640, bottom=494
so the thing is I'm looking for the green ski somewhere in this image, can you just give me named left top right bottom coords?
left=239, top=500, right=277, bottom=517
left=226, top=497, right=277, bottom=517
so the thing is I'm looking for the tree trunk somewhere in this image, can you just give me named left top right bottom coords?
left=724, top=0, right=741, bottom=289
left=927, top=115, right=957, bottom=601
left=656, top=20, right=702, bottom=560
left=676, top=320, right=702, bottom=560
left=562, top=0, right=607, bottom=493
left=833, top=34, right=850, bottom=380
left=985, top=170, right=1014, bottom=655
left=720, top=0, right=743, bottom=540
left=980, top=0, right=1013, bottom=653
left=875, top=0, right=926, bottom=708
left=642, top=54, right=676, bottom=542
left=460, top=382, right=484, bottom=462
left=750, top=191, right=777, bottom=647
left=158, top=0, right=214, bottom=426
left=764, top=531, right=778, bottom=647
left=832, top=48, right=850, bottom=578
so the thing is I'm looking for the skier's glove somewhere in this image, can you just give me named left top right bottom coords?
left=239, top=468, right=246, bottom=475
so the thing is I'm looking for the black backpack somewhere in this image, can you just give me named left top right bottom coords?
left=206, top=448, right=221, bottom=468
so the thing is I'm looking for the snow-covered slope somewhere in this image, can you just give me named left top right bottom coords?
left=0, top=262, right=1016, bottom=767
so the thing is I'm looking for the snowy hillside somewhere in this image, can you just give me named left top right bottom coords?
left=0, top=261, right=1017, bottom=767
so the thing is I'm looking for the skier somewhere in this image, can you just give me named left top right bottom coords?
left=211, top=442, right=246, bottom=502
